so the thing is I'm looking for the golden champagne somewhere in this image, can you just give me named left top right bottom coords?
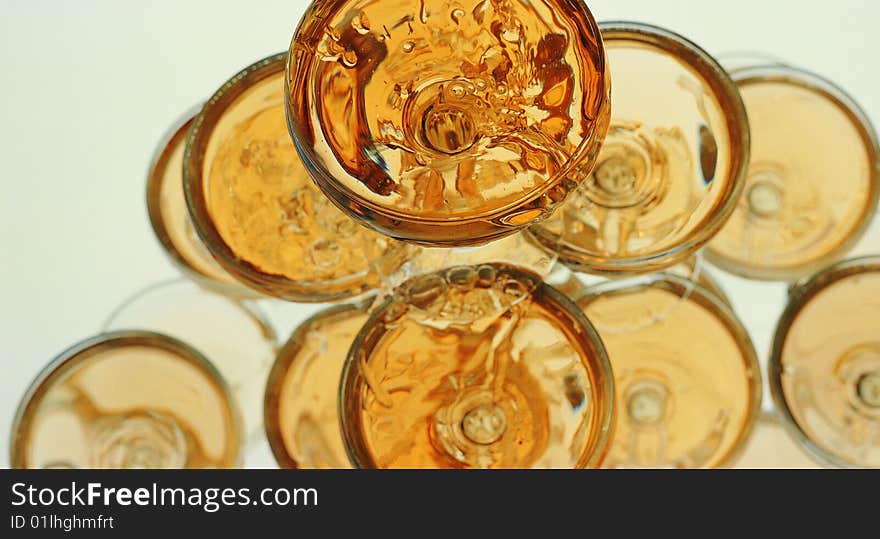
left=340, top=264, right=614, bottom=468
left=286, top=0, right=610, bottom=245
left=11, top=332, right=241, bottom=469
left=708, top=65, right=879, bottom=280
left=770, top=257, right=880, bottom=468
left=185, top=53, right=410, bottom=302
left=577, top=275, right=761, bottom=468
left=529, top=22, right=748, bottom=275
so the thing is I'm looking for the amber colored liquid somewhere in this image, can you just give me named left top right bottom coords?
left=201, top=67, right=408, bottom=300
left=530, top=29, right=743, bottom=273
left=12, top=340, right=240, bottom=469
left=733, top=415, right=821, bottom=469
left=578, top=280, right=759, bottom=468
left=777, top=266, right=880, bottom=467
left=709, top=71, right=878, bottom=280
left=287, top=0, right=609, bottom=245
left=148, top=116, right=253, bottom=296
left=265, top=305, right=368, bottom=469
left=342, top=265, right=611, bottom=468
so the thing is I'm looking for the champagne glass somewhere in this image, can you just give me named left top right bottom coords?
left=265, top=302, right=370, bottom=469
left=147, top=107, right=258, bottom=298
left=529, top=21, right=749, bottom=275
left=11, top=332, right=241, bottom=469
left=185, top=53, right=411, bottom=302
left=707, top=64, right=879, bottom=281
left=576, top=273, right=761, bottom=468
left=769, top=256, right=880, bottom=468
left=339, top=263, right=614, bottom=468
left=285, top=0, right=611, bottom=246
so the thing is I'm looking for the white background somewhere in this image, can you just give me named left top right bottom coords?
left=1, top=0, right=878, bottom=468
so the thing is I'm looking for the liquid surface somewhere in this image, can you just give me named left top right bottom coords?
left=341, top=264, right=612, bottom=468
left=266, top=305, right=368, bottom=468
left=530, top=26, right=745, bottom=273
left=775, top=263, right=880, bottom=467
left=196, top=58, right=408, bottom=301
left=12, top=335, right=240, bottom=469
left=578, top=279, right=759, bottom=468
left=148, top=115, right=249, bottom=295
left=733, top=415, right=821, bottom=469
left=709, top=69, right=879, bottom=280
left=287, top=0, right=609, bottom=244
left=104, top=280, right=276, bottom=447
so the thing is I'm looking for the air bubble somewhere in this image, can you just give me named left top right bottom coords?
left=502, top=279, right=527, bottom=299
left=325, top=26, right=341, bottom=42
left=309, top=239, right=342, bottom=268
left=447, top=266, right=477, bottom=288
left=342, top=50, right=358, bottom=68
left=857, top=372, right=880, bottom=408
left=335, top=218, right=358, bottom=236
left=406, top=274, right=447, bottom=308
left=352, top=11, right=371, bottom=34
left=380, top=300, right=408, bottom=323
left=449, top=83, right=467, bottom=98
left=475, top=265, right=497, bottom=287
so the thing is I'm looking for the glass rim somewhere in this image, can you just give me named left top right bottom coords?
left=704, top=64, right=880, bottom=281
left=9, top=330, right=244, bottom=469
left=146, top=107, right=201, bottom=277
left=184, top=52, right=394, bottom=302
left=338, top=263, right=616, bottom=469
left=283, top=0, right=611, bottom=230
left=264, top=300, right=371, bottom=469
left=100, top=278, right=277, bottom=343
left=147, top=104, right=263, bottom=298
left=726, top=410, right=825, bottom=469
left=712, top=50, right=789, bottom=72
left=768, top=255, right=880, bottom=469
left=528, top=20, right=750, bottom=275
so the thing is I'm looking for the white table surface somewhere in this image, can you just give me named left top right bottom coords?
left=1, top=0, right=878, bottom=468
